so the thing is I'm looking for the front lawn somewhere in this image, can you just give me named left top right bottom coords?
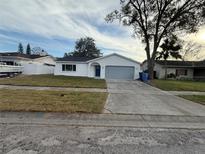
left=150, top=80, right=205, bottom=92
left=179, top=95, right=205, bottom=105
left=0, top=89, right=108, bottom=113
left=0, top=75, right=106, bottom=88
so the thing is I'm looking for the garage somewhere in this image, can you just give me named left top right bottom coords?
left=105, top=66, right=134, bottom=80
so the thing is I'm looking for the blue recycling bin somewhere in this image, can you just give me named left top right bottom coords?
left=142, top=72, right=149, bottom=82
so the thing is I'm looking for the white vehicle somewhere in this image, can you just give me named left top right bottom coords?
left=0, top=62, right=23, bottom=76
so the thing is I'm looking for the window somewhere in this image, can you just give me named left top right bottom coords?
left=185, top=70, right=188, bottom=75
left=62, top=64, right=76, bottom=72
left=66, top=65, right=72, bottom=71
left=176, top=69, right=188, bottom=76
left=62, top=64, right=65, bottom=71
left=73, top=65, right=76, bottom=71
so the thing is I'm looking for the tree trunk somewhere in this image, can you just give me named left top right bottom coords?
left=147, top=59, right=155, bottom=80
left=164, top=60, right=167, bottom=80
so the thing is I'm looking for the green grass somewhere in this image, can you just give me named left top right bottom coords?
left=179, top=95, right=205, bottom=105
left=151, top=80, right=205, bottom=92
left=0, top=75, right=106, bottom=89
left=0, top=89, right=108, bottom=113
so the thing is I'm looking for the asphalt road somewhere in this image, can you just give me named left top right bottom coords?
left=1, top=124, right=205, bottom=154
left=1, top=112, right=205, bottom=154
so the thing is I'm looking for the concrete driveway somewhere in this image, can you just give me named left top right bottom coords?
left=104, top=80, right=205, bottom=116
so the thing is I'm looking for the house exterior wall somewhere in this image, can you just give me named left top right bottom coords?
left=141, top=61, right=148, bottom=71
left=153, top=63, right=163, bottom=78
left=141, top=61, right=163, bottom=78
left=89, top=65, right=96, bottom=78
left=54, top=62, right=88, bottom=77
left=88, top=54, right=141, bottom=79
left=157, top=67, right=193, bottom=79
left=141, top=61, right=194, bottom=79
left=54, top=54, right=141, bottom=80
left=23, top=63, right=54, bottom=75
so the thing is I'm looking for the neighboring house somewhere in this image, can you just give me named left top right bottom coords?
left=0, top=52, right=55, bottom=75
left=141, top=60, right=205, bottom=80
left=54, top=53, right=141, bottom=80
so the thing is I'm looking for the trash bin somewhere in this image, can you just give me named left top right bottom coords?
left=139, top=72, right=143, bottom=81
left=142, top=72, right=149, bottom=82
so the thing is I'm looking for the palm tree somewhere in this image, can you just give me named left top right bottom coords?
left=156, top=35, right=182, bottom=79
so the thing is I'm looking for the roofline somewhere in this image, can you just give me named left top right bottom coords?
left=142, top=59, right=205, bottom=64
left=0, top=54, right=52, bottom=60
left=56, top=61, right=88, bottom=64
left=87, top=53, right=141, bottom=64
left=0, top=55, right=31, bottom=60
left=164, top=66, right=205, bottom=68
left=33, top=55, right=55, bottom=60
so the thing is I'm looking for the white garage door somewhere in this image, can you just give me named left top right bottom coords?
left=105, top=66, right=134, bottom=80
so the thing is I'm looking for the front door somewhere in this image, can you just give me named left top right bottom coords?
left=95, top=65, right=101, bottom=77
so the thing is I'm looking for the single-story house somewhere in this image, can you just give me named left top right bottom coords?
left=0, top=52, right=56, bottom=75
left=141, top=60, right=205, bottom=80
left=54, top=53, right=141, bottom=80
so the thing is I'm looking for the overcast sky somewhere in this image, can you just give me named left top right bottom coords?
left=0, top=0, right=204, bottom=61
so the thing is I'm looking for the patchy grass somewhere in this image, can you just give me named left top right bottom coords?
left=0, top=89, right=108, bottom=113
left=179, top=95, right=205, bottom=105
left=0, top=75, right=106, bottom=89
left=150, top=80, right=205, bottom=92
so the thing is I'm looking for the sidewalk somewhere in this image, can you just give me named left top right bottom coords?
left=168, top=91, right=205, bottom=95
left=0, top=84, right=107, bottom=93
left=1, top=112, right=205, bottom=129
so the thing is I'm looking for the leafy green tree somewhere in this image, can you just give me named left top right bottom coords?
left=18, top=43, right=24, bottom=54
left=69, top=37, right=102, bottom=58
left=64, top=53, right=68, bottom=57
left=26, top=43, right=31, bottom=55
left=64, top=52, right=72, bottom=57
left=156, top=35, right=182, bottom=79
left=106, top=0, right=205, bottom=79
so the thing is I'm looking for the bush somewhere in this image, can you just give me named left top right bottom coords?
left=167, top=73, right=176, bottom=79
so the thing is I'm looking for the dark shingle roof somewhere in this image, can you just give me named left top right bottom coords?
left=156, top=60, right=205, bottom=68
left=56, top=56, right=96, bottom=62
left=195, top=60, right=205, bottom=67
left=0, top=52, right=46, bottom=59
left=156, top=60, right=193, bottom=66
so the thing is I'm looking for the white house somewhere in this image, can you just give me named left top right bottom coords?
left=0, top=52, right=55, bottom=75
left=54, top=53, right=141, bottom=80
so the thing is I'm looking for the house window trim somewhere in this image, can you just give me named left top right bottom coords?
left=176, top=69, right=188, bottom=76
left=62, top=64, right=76, bottom=72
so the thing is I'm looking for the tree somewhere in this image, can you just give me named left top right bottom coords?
left=156, top=35, right=182, bottom=79
left=69, top=37, right=102, bottom=58
left=106, top=0, right=205, bottom=79
left=18, top=43, right=24, bottom=54
left=64, top=53, right=68, bottom=57
left=181, top=41, right=202, bottom=61
left=26, top=43, right=31, bottom=55
left=64, top=52, right=72, bottom=57
left=32, top=47, right=48, bottom=56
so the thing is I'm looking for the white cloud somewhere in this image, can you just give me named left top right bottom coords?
left=0, top=0, right=146, bottom=61
left=1, top=0, right=205, bottom=61
left=182, top=26, right=205, bottom=60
